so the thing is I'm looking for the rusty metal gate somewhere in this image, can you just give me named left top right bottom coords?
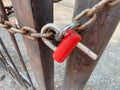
left=0, top=0, right=120, bottom=90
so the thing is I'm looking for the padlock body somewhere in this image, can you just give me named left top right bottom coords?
left=53, top=29, right=82, bottom=63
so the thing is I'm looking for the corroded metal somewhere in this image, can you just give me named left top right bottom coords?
left=0, top=19, right=55, bottom=40
left=63, top=0, right=120, bottom=90
left=73, top=0, right=120, bottom=30
left=11, top=0, right=54, bottom=90
left=73, top=9, right=97, bottom=30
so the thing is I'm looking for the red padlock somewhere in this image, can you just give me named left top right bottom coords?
left=53, top=29, right=82, bottom=63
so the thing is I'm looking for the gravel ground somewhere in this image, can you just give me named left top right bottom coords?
left=0, top=0, right=120, bottom=90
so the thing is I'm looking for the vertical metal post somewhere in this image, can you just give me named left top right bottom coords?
left=63, top=0, right=120, bottom=90
left=11, top=0, right=54, bottom=90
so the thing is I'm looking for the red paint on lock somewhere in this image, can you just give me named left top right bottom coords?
left=53, top=29, right=82, bottom=63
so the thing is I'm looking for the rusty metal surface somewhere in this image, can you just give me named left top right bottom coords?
left=73, top=0, right=120, bottom=31
left=63, top=0, right=120, bottom=90
left=11, top=0, right=54, bottom=90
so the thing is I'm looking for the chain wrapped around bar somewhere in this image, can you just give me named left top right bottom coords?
left=0, top=0, right=120, bottom=40
left=73, top=0, right=120, bottom=31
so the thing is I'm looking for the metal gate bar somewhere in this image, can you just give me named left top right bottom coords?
left=10, top=0, right=54, bottom=90
left=63, top=0, right=120, bottom=90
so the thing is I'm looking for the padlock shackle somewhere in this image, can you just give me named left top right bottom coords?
left=57, top=21, right=81, bottom=41
left=41, top=23, right=61, bottom=33
left=41, top=23, right=61, bottom=51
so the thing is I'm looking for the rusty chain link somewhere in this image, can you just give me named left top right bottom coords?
left=0, top=13, right=53, bottom=40
left=108, top=0, right=120, bottom=6
left=21, top=26, right=37, bottom=40
left=73, top=9, right=97, bottom=30
left=73, top=0, right=120, bottom=31
left=0, top=0, right=120, bottom=40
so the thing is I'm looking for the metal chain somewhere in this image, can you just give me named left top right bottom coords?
left=0, top=14, right=53, bottom=40
left=73, top=9, right=97, bottom=30
left=73, top=0, right=120, bottom=31
left=0, top=0, right=120, bottom=41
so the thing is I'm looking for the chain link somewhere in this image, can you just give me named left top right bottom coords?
left=10, top=27, right=25, bottom=34
left=4, top=21, right=17, bottom=28
left=31, top=33, right=53, bottom=38
left=73, top=0, right=120, bottom=31
left=87, top=0, right=112, bottom=17
left=108, top=0, right=120, bottom=7
left=0, top=14, right=53, bottom=40
left=73, top=9, right=97, bottom=30
left=21, top=26, right=37, bottom=40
